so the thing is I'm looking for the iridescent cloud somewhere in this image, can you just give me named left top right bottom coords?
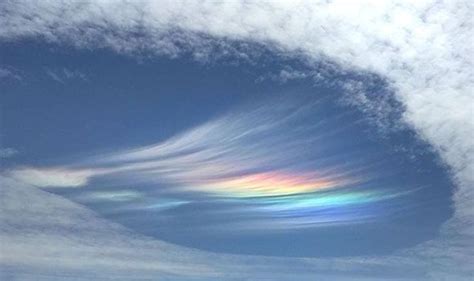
left=7, top=97, right=415, bottom=228
left=195, top=171, right=346, bottom=197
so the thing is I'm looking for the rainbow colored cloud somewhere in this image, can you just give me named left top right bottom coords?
left=7, top=97, right=416, bottom=228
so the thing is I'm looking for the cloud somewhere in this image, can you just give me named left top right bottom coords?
left=6, top=98, right=419, bottom=229
left=0, top=67, right=21, bottom=81
left=0, top=176, right=221, bottom=280
left=0, top=148, right=18, bottom=158
left=1, top=0, right=471, bottom=183
left=0, top=0, right=472, bottom=279
left=0, top=176, right=433, bottom=280
left=45, top=67, right=88, bottom=83
left=6, top=167, right=94, bottom=187
left=80, top=190, right=142, bottom=202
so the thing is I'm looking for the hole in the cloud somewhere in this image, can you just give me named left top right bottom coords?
left=6, top=41, right=454, bottom=258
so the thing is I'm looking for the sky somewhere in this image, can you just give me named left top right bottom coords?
left=0, top=1, right=473, bottom=281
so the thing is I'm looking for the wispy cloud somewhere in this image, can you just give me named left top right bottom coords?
left=4, top=98, right=425, bottom=229
left=0, top=67, right=21, bottom=81
left=45, top=67, right=88, bottom=83
left=0, top=147, right=18, bottom=159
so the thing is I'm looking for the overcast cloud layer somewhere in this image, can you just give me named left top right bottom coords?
left=1, top=0, right=473, bottom=280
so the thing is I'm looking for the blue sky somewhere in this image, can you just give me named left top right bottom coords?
left=1, top=1, right=472, bottom=281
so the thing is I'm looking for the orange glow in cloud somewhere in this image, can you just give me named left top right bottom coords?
left=200, top=171, right=345, bottom=197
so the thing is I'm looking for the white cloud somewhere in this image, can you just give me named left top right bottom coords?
left=6, top=168, right=94, bottom=187
left=1, top=0, right=471, bottom=182
left=0, top=177, right=220, bottom=280
left=0, top=0, right=472, bottom=279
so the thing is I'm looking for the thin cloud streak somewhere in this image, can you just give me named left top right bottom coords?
left=6, top=98, right=422, bottom=229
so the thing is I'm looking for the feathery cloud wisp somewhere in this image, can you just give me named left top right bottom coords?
left=5, top=97, right=436, bottom=230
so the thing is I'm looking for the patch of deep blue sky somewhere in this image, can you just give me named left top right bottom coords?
left=0, top=40, right=453, bottom=257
